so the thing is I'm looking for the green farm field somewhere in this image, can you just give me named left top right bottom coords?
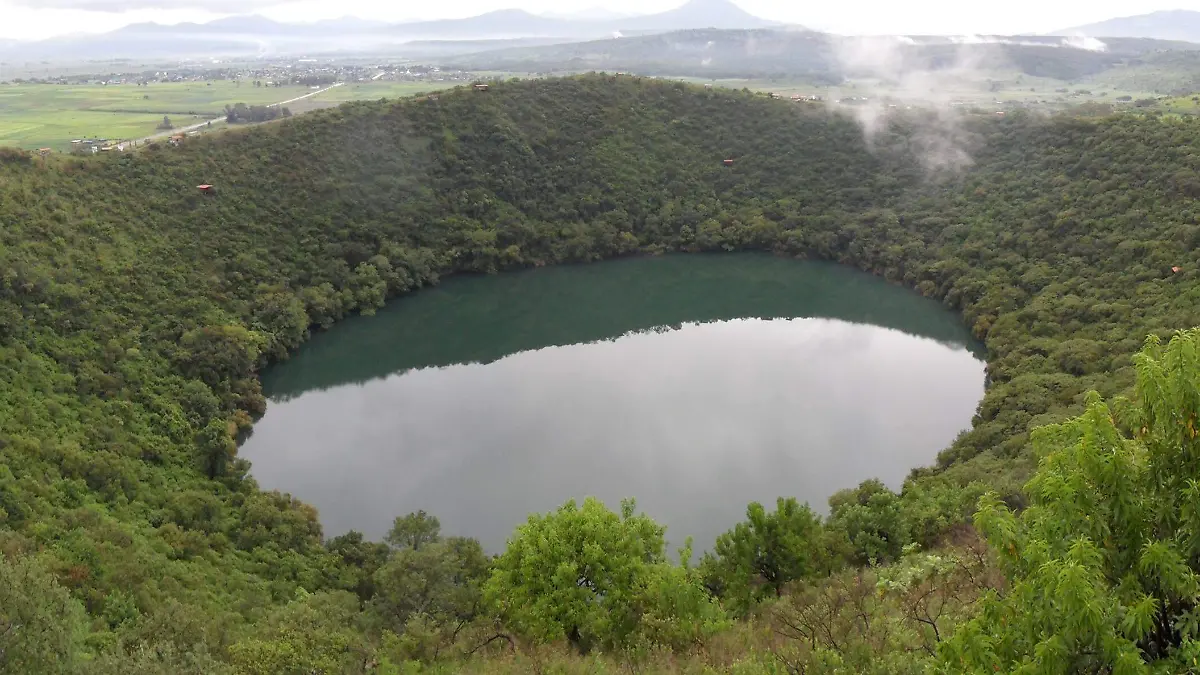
left=0, top=80, right=312, bottom=150
left=0, top=80, right=463, bottom=150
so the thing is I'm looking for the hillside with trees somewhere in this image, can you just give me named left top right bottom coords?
left=2, top=74, right=1200, bottom=672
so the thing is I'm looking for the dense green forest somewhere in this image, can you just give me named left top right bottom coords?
left=2, top=74, right=1200, bottom=673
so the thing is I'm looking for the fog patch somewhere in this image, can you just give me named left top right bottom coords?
left=1062, top=35, right=1108, bottom=52
left=833, top=36, right=986, bottom=173
left=910, top=34, right=1108, bottom=52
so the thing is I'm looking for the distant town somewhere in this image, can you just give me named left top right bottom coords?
left=8, top=59, right=482, bottom=88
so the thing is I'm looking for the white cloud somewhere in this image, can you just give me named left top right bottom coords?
left=1063, top=34, right=1109, bottom=51
left=0, top=4, right=223, bottom=40
left=8, top=0, right=281, bottom=10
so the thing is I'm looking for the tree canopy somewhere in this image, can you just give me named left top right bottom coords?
left=485, top=498, right=672, bottom=651
left=943, top=330, right=1200, bottom=672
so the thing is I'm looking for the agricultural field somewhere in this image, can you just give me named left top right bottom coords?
left=1156, top=92, right=1200, bottom=113
left=0, top=79, right=467, bottom=150
left=0, top=107, right=165, bottom=151
left=0, top=80, right=316, bottom=150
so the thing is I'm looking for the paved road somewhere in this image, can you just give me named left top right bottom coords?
left=134, top=82, right=345, bottom=144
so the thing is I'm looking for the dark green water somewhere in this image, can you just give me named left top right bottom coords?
left=243, top=254, right=985, bottom=550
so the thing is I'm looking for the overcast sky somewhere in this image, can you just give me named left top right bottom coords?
left=0, top=0, right=1194, bottom=41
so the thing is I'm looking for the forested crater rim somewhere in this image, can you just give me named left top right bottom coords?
left=4, top=72, right=1192, bottom=671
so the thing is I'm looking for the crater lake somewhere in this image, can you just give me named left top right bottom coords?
left=241, top=254, right=986, bottom=551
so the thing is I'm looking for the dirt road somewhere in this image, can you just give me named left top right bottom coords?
left=135, top=82, right=345, bottom=144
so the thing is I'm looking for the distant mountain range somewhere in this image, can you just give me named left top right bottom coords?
left=0, top=0, right=778, bottom=63
left=445, top=30, right=1200, bottom=87
left=4, top=3, right=1199, bottom=69
left=607, top=0, right=777, bottom=32
left=1054, top=10, right=1200, bottom=42
left=385, top=0, right=776, bottom=40
left=448, top=28, right=838, bottom=80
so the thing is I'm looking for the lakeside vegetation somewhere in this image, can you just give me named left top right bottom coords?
left=2, top=74, right=1200, bottom=672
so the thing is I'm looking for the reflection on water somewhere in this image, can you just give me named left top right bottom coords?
left=262, top=254, right=983, bottom=402
left=244, top=311, right=984, bottom=551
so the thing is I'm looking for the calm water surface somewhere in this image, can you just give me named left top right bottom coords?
left=243, top=254, right=985, bottom=550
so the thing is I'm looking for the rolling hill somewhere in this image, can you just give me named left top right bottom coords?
left=444, top=29, right=1192, bottom=83
left=445, top=28, right=839, bottom=81
left=1054, top=9, right=1200, bottom=42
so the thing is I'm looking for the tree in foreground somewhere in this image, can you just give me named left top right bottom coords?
left=373, top=533, right=489, bottom=634
left=827, top=479, right=910, bottom=566
left=703, top=497, right=841, bottom=614
left=484, top=497, right=725, bottom=653
left=370, top=511, right=489, bottom=663
left=941, top=330, right=1200, bottom=672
